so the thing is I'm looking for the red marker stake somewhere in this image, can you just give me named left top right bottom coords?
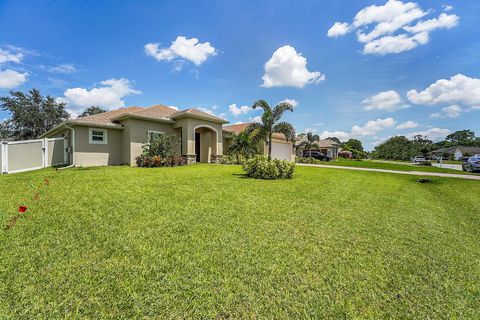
left=18, top=206, right=27, bottom=213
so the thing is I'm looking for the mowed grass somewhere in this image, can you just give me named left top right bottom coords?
left=320, top=159, right=473, bottom=174
left=1, top=165, right=479, bottom=319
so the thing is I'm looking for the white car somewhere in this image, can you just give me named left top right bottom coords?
left=411, top=156, right=426, bottom=164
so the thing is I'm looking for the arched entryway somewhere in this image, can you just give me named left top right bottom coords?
left=193, top=125, right=218, bottom=163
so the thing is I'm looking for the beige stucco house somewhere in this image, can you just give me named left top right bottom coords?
left=41, top=104, right=228, bottom=166
left=295, top=137, right=341, bottom=158
left=223, top=123, right=295, bottom=161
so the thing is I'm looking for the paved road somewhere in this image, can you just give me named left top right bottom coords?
left=298, top=163, right=480, bottom=180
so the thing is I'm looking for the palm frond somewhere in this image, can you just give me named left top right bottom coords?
left=273, top=121, right=296, bottom=142
left=245, top=122, right=268, bottom=143
left=272, top=102, right=294, bottom=122
left=251, top=99, right=272, bottom=115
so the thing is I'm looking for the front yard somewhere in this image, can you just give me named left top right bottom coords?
left=1, top=165, right=479, bottom=318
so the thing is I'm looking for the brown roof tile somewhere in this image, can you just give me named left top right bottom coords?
left=70, top=107, right=143, bottom=126
left=170, top=108, right=228, bottom=123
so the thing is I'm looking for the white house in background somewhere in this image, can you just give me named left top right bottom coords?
left=295, top=136, right=341, bottom=158
left=431, top=146, right=480, bottom=160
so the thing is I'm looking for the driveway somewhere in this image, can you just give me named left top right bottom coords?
left=298, top=163, right=480, bottom=180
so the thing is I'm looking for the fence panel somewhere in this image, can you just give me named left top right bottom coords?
left=7, top=140, right=44, bottom=173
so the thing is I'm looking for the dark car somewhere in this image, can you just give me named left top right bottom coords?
left=462, top=155, right=480, bottom=172
left=303, top=151, right=331, bottom=161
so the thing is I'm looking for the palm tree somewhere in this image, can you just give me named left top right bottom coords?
left=227, top=131, right=258, bottom=161
left=298, top=132, right=320, bottom=158
left=245, top=99, right=296, bottom=160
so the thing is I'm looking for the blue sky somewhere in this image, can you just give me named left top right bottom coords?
left=0, top=0, right=479, bottom=149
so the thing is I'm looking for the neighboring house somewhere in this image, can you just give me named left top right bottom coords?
left=222, top=123, right=295, bottom=161
left=295, top=137, right=341, bottom=158
left=41, top=104, right=228, bottom=166
left=431, top=146, right=480, bottom=160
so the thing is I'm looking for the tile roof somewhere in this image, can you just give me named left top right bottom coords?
left=222, top=122, right=290, bottom=140
left=69, top=104, right=227, bottom=126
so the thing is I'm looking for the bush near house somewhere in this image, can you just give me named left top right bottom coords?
left=242, top=155, right=295, bottom=179
left=135, top=133, right=187, bottom=167
left=338, top=151, right=353, bottom=159
left=296, top=157, right=324, bottom=164
left=220, top=154, right=248, bottom=165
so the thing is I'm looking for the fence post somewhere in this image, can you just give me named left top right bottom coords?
left=42, top=138, right=48, bottom=168
left=1, top=141, right=8, bottom=174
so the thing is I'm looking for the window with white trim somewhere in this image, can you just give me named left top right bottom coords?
left=147, top=130, right=164, bottom=142
left=89, top=128, right=107, bottom=144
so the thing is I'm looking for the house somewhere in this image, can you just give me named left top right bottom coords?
left=295, top=136, right=341, bottom=158
left=222, top=123, right=295, bottom=161
left=41, top=104, right=228, bottom=166
left=431, top=146, right=480, bottom=160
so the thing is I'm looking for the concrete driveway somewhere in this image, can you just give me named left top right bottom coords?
left=298, top=163, right=480, bottom=180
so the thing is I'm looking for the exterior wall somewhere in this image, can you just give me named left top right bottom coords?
left=264, top=138, right=294, bottom=161
left=74, top=126, right=123, bottom=166
left=173, top=117, right=223, bottom=158
left=120, top=119, right=180, bottom=165
left=454, top=150, right=463, bottom=160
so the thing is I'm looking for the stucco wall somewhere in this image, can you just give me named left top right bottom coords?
left=74, top=126, right=123, bottom=166
left=174, top=118, right=223, bottom=157
left=120, top=119, right=181, bottom=165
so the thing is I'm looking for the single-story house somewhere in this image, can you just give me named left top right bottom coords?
left=295, top=137, right=341, bottom=158
left=430, top=146, right=480, bottom=160
left=222, top=123, right=295, bottom=161
left=41, top=104, right=228, bottom=166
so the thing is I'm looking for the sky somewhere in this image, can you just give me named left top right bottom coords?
left=0, top=0, right=479, bottom=150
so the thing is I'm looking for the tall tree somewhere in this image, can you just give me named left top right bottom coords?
left=326, top=136, right=341, bottom=144
left=343, top=138, right=364, bottom=152
left=0, top=89, right=70, bottom=140
left=80, top=106, right=107, bottom=117
left=445, top=130, right=476, bottom=146
left=245, top=99, right=296, bottom=160
left=298, top=132, right=320, bottom=157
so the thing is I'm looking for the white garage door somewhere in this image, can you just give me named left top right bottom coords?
left=271, top=141, right=292, bottom=161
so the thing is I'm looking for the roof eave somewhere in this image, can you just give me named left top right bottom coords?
left=171, top=114, right=229, bottom=124
left=112, top=113, right=175, bottom=124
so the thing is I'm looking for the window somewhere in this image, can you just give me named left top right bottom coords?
left=147, top=130, right=164, bottom=142
left=89, top=128, right=107, bottom=144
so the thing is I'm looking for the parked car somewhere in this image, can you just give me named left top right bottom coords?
left=411, top=156, right=427, bottom=164
left=303, top=151, right=331, bottom=161
left=462, top=156, right=480, bottom=172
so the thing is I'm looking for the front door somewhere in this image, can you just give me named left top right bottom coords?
left=195, top=132, right=201, bottom=162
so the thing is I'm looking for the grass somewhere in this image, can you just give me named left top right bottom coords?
left=317, top=159, right=473, bottom=174
left=1, top=165, right=480, bottom=318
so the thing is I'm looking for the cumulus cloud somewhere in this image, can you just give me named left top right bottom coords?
left=395, top=120, right=419, bottom=129
left=249, top=115, right=262, bottom=123
left=229, top=103, right=251, bottom=116
left=145, top=36, right=217, bottom=66
left=430, top=104, right=462, bottom=118
left=405, top=127, right=451, bottom=141
left=407, top=74, right=480, bottom=107
left=362, top=90, right=408, bottom=110
left=351, top=117, right=396, bottom=136
left=328, top=0, right=459, bottom=55
left=327, top=22, right=350, bottom=37
left=0, top=69, right=28, bottom=88
left=58, top=78, right=141, bottom=111
left=262, top=45, right=325, bottom=88
left=0, top=48, right=23, bottom=64
left=319, top=117, right=396, bottom=141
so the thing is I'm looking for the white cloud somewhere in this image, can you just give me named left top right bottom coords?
left=262, top=45, right=325, bottom=88
left=280, top=98, right=299, bottom=107
left=249, top=115, right=262, bottom=123
left=362, top=90, right=408, bottom=110
left=319, top=130, right=350, bottom=141
left=403, top=13, right=458, bottom=33
left=0, top=48, right=23, bottom=64
left=430, top=104, right=462, bottom=118
left=168, top=105, right=179, bottom=111
left=395, top=120, right=419, bottom=129
left=303, top=128, right=317, bottom=133
left=58, top=78, right=141, bottom=111
left=443, top=4, right=453, bottom=12
left=351, top=117, right=396, bottom=136
left=405, top=127, right=451, bottom=141
left=145, top=36, right=217, bottom=66
left=407, top=74, right=480, bottom=107
left=328, top=0, right=459, bottom=55
left=327, top=22, right=350, bottom=37
left=229, top=103, right=251, bottom=116
left=47, top=63, right=77, bottom=74
left=66, top=108, right=79, bottom=119
left=234, top=121, right=244, bottom=125
left=0, top=69, right=28, bottom=88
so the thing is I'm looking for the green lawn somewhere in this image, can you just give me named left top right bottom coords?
left=1, top=165, right=479, bottom=318
left=319, top=159, right=472, bottom=174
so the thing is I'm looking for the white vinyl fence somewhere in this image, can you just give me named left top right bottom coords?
left=1, top=138, right=67, bottom=174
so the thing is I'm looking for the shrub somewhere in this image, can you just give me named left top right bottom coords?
left=220, top=154, right=247, bottom=165
left=242, top=155, right=295, bottom=180
left=135, top=155, right=187, bottom=167
left=338, top=151, right=352, bottom=159
left=296, top=157, right=323, bottom=164
left=142, top=133, right=178, bottom=158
